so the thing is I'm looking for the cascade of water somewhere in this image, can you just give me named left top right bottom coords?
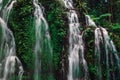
left=85, top=15, right=96, bottom=27
left=0, top=0, right=24, bottom=80
left=62, top=0, right=88, bottom=80
left=95, top=27, right=120, bottom=80
left=0, top=0, right=2, bottom=10
left=94, top=28, right=102, bottom=80
left=85, top=15, right=120, bottom=80
left=33, top=0, right=53, bottom=80
left=2, top=0, right=17, bottom=22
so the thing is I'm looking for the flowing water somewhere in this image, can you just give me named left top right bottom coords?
left=33, top=0, right=53, bottom=80
left=0, top=0, right=2, bottom=10
left=85, top=15, right=96, bottom=27
left=95, top=27, right=120, bottom=80
left=85, top=15, right=120, bottom=80
left=62, top=0, right=88, bottom=80
left=0, top=0, right=24, bottom=80
left=0, top=0, right=119, bottom=80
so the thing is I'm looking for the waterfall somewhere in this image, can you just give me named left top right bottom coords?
left=33, top=0, right=53, bottom=80
left=85, top=15, right=97, bottom=27
left=86, top=15, right=120, bottom=80
left=0, top=0, right=2, bottom=10
left=0, top=0, right=24, bottom=80
left=95, top=27, right=120, bottom=80
left=62, top=0, right=88, bottom=80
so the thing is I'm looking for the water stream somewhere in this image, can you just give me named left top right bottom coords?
left=95, top=27, right=120, bottom=80
left=0, top=0, right=120, bottom=80
left=33, top=0, right=53, bottom=80
left=85, top=15, right=120, bottom=80
left=62, top=0, right=88, bottom=80
left=0, top=0, right=24, bottom=80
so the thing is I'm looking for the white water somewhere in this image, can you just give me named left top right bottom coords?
left=85, top=15, right=96, bottom=27
left=94, top=28, right=102, bottom=80
left=33, top=0, right=53, bottom=80
left=0, top=0, right=24, bottom=80
left=94, top=27, right=120, bottom=80
left=62, top=0, right=88, bottom=80
left=0, top=0, right=2, bottom=10
left=2, top=0, right=17, bottom=22
left=85, top=15, right=120, bottom=80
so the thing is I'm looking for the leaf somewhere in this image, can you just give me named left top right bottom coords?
left=92, top=13, right=111, bottom=20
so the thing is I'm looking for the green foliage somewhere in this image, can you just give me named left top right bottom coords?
left=3, top=0, right=120, bottom=80
left=111, top=23, right=120, bottom=30
left=9, top=0, right=34, bottom=78
left=92, top=13, right=111, bottom=20
left=109, top=23, right=120, bottom=56
left=46, top=1, right=66, bottom=71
